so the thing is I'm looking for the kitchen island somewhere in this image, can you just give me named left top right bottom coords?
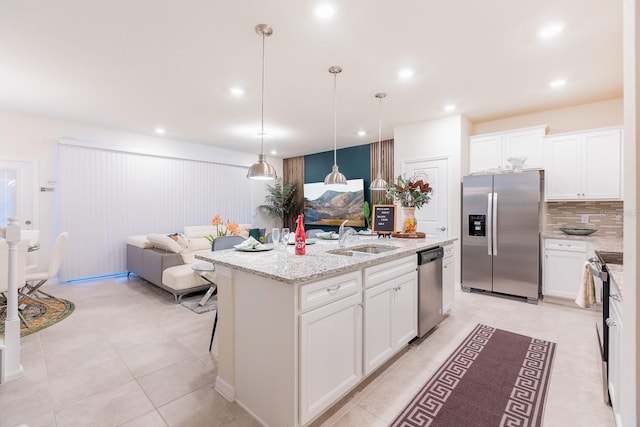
left=196, top=235, right=456, bottom=427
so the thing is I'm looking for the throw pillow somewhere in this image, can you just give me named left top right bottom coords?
left=147, top=233, right=182, bottom=253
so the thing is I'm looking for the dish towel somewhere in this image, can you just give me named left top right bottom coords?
left=575, top=261, right=596, bottom=308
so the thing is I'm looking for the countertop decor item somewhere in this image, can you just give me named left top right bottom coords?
left=323, top=66, right=348, bottom=185
left=560, top=227, right=597, bottom=236
left=506, top=155, right=527, bottom=172
left=386, top=173, right=433, bottom=209
left=247, top=24, right=277, bottom=181
left=391, top=231, right=426, bottom=239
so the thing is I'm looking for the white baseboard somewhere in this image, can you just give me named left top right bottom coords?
left=215, top=376, right=235, bottom=402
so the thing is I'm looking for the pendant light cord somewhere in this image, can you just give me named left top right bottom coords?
left=260, top=31, right=266, bottom=156
left=333, top=72, right=337, bottom=167
left=378, top=96, right=382, bottom=170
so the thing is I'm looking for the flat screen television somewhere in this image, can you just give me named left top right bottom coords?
left=303, top=178, right=365, bottom=227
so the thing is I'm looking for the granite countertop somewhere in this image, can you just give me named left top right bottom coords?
left=196, top=235, right=457, bottom=285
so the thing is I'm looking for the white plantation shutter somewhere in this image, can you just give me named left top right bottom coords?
left=58, top=143, right=251, bottom=281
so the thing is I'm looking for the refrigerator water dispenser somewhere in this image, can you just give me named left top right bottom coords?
left=468, top=215, right=486, bottom=236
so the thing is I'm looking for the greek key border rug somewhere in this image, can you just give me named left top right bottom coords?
left=391, top=324, right=556, bottom=427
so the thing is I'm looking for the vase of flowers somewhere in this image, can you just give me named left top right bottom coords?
left=205, top=214, right=240, bottom=249
left=386, top=173, right=433, bottom=233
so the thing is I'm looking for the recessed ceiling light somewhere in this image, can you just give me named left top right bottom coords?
left=549, top=79, right=567, bottom=88
left=398, top=68, right=415, bottom=79
left=538, top=23, right=564, bottom=39
left=357, top=130, right=367, bottom=137
left=230, top=87, right=245, bottom=96
left=155, top=128, right=165, bottom=135
left=314, top=3, right=335, bottom=18
left=270, top=150, right=277, bottom=155
left=443, top=104, right=456, bottom=112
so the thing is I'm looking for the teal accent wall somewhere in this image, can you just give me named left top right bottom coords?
left=304, top=145, right=370, bottom=185
left=304, top=145, right=371, bottom=231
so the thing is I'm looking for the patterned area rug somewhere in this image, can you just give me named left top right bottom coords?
left=0, top=296, right=75, bottom=337
left=180, top=293, right=217, bottom=314
left=391, top=324, right=556, bottom=427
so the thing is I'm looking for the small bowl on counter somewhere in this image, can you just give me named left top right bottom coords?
left=559, top=227, right=597, bottom=236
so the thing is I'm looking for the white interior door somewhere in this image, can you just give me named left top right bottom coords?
left=0, top=159, right=36, bottom=228
left=402, top=158, right=448, bottom=238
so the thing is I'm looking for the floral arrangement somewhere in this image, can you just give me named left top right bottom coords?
left=404, top=218, right=417, bottom=234
left=386, top=173, right=433, bottom=209
left=204, top=214, right=240, bottom=243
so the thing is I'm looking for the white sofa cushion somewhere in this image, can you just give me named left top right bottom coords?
left=147, top=233, right=182, bottom=253
left=126, top=235, right=154, bottom=249
left=163, top=264, right=215, bottom=291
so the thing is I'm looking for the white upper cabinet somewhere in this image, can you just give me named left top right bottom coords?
left=469, top=125, right=548, bottom=174
left=545, top=127, right=622, bottom=201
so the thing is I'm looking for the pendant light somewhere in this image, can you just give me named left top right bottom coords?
left=247, top=24, right=277, bottom=181
left=369, top=92, right=388, bottom=190
left=324, top=66, right=347, bottom=185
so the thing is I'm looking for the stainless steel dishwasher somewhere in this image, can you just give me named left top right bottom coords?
left=417, top=247, right=444, bottom=337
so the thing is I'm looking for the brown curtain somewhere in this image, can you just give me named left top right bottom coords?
left=370, top=138, right=394, bottom=205
left=283, top=156, right=304, bottom=229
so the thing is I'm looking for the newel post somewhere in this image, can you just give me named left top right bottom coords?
left=1, top=216, right=24, bottom=384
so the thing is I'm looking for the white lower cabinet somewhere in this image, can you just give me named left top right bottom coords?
left=442, top=244, right=455, bottom=313
left=363, top=255, right=417, bottom=375
left=298, top=255, right=418, bottom=425
left=608, top=286, right=623, bottom=427
left=543, top=238, right=591, bottom=299
left=299, top=292, right=363, bottom=425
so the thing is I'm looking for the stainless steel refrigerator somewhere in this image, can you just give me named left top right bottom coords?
left=461, top=170, right=542, bottom=302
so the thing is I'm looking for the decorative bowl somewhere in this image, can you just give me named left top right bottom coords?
left=559, top=227, right=597, bottom=236
left=506, top=156, right=527, bottom=172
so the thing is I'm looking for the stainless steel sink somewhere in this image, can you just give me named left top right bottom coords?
left=328, top=244, right=399, bottom=257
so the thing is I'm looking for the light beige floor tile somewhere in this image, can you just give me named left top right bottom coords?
left=0, top=380, right=53, bottom=427
left=330, top=405, right=387, bottom=427
left=48, top=356, right=133, bottom=410
left=157, top=384, right=259, bottom=427
left=54, top=379, right=154, bottom=427
left=118, top=410, right=168, bottom=427
left=137, top=355, right=216, bottom=407
left=115, top=337, right=195, bottom=378
left=355, top=374, right=423, bottom=423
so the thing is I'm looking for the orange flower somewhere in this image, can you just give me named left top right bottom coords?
left=226, top=222, right=239, bottom=236
left=211, top=214, right=223, bottom=225
left=404, top=218, right=417, bottom=233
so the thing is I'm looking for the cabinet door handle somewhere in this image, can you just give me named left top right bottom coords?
left=326, top=284, right=341, bottom=293
left=606, top=318, right=617, bottom=328
left=611, top=294, right=621, bottom=302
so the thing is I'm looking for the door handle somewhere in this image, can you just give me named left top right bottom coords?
left=492, top=192, right=498, bottom=256
left=487, top=193, right=493, bottom=256
left=438, top=227, right=446, bottom=231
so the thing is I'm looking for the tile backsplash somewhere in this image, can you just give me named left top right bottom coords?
left=544, top=201, right=623, bottom=238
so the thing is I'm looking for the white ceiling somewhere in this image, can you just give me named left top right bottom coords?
left=0, top=0, right=622, bottom=159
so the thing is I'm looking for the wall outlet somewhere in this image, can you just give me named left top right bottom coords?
left=581, top=214, right=589, bottom=224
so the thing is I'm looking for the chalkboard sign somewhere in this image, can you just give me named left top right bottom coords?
left=372, top=204, right=396, bottom=234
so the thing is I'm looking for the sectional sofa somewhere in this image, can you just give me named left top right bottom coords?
left=125, top=224, right=251, bottom=302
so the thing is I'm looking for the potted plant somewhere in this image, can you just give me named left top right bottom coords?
left=258, top=180, right=299, bottom=227
left=386, top=174, right=433, bottom=232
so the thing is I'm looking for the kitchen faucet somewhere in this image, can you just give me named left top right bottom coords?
left=339, top=220, right=355, bottom=248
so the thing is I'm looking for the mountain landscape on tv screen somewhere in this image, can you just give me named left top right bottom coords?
left=304, top=189, right=365, bottom=226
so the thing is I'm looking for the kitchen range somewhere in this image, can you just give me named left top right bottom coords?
left=589, top=249, right=624, bottom=423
